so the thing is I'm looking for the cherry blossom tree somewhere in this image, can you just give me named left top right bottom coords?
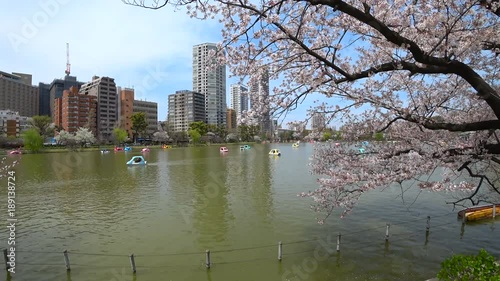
left=124, top=0, right=500, bottom=222
left=75, top=127, right=97, bottom=147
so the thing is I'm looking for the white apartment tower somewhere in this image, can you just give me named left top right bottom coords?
left=230, top=83, right=248, bottom=124
left=193, top=43, right=226, bottom=126
left=250, top=67, right=271, bottom=135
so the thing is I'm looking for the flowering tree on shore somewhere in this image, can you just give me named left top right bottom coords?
left=124, top=0, right=499, bottom=222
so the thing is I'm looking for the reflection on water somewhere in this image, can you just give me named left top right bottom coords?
left=0, top=144, right=498, bottom=281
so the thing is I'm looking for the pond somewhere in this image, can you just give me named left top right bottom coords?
left=1, top=143, right=498, bottom=280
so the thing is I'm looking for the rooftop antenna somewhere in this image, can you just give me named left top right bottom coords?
left=65, top=43, right=71, bottom=76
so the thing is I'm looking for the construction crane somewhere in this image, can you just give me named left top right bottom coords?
left=65, top=43, right=71, bottom=76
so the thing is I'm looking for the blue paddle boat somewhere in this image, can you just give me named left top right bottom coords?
left=127, top=156, right=147, bottom=165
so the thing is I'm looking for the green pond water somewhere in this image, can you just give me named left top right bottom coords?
left=0, top=143, right=498, bottom=281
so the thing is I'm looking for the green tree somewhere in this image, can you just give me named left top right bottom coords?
left=113, top=128, right=129, bottom=144
left=438, top=249, right=500, bottom=281
left=322, top=131, right=332, bottom=142
left=332, top=131, right=342, bottom=141
left=207, top=124, right=217, bottom=134
left=188, top=129, right=201, bottom=144
left=189, top=121, right=208, bottom=136
left=216, top=125, right=228, bottom=141
left=374, top=132, right=385, bottom=141
left=22, top=128, right=43, bottom=152
left=238, top=125, right=251, bottom=141
left=130, top=112, right=148, bottom=142
left=29, top=115, right=54, bottom=138
left=171, top=131, right=188, bottom=144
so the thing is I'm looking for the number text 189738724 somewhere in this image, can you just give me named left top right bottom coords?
left=6, top=170, right=16, bottom=274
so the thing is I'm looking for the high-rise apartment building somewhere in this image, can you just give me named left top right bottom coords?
left=79, top=76, right=117, bottom=141
left=250, top=67, right=271, bottom=135
left=0, top=71, right=39, bottom=117
left=54, top=86, right=97, bottom=134
left=230, top=83, right=248, bottom=124
left=193, top=43, right=226, bottom=126
left=133, top=99, right=158, bottom=137
left=48, top=75, right=85, bottom=119
left=119, top=88, right=134, bottom=138
left=168, top=90, right=206, bottom=132
left=311, top=112, right=326, bottom=131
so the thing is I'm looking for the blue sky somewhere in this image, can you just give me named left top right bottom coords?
left=0, top=0, right=315, bottom=126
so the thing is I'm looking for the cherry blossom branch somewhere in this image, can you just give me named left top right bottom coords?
left=122, top=0, right=170, bottom=9
left=308, top=0, right=500, bottom=117
left=449, top=160, right=500, bottom=205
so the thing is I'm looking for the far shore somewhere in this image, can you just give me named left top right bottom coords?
left=1, top=142, right=260, bottom=155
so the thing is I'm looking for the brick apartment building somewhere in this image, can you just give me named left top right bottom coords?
left=54, top=87, right=97, bottom=134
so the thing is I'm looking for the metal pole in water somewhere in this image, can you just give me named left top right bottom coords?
left=63, top=250, right=71, bottom=271
left=337, top=233, right=341, bottom=252
left=129, top=254, right=136, bottom=273
left=205, top=250, right=211, bottom=269
left=278, top=241, right=282, bottom=261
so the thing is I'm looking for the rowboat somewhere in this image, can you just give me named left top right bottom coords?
left=457, top=204, right=499, bottom=222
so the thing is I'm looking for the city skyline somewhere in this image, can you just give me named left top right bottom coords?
left=0, top=1, right=317, bottom=126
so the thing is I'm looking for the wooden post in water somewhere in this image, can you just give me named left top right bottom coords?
left=426, top=216, right=431, bottom=233
left=205, top=250, right=211, bottom=269
left=336, top=233, right=341, bottom=252
left=385, top=223, right=390, bottom=241
left=129, top=254, right=136, bottom=273
left=493, top=204, right=496, bottom=219
left=63, top=250, right=71, bottom=271
left=278, top=242, right=282, bottom=261
left=3, top=249, right=10, bottom=270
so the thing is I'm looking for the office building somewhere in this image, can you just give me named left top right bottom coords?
left=168, top=90, right=206, bottom=132
left=0, top=71, right=39, bottom=117
left=230, top=83, right=248, bottom=124
left=79, top=76, right=117, bottom=141
left=193, top=43, right=226, bottom=126
left=54, top=86, right=97, bottom=134
left=133, top=99, right=158, bottom=137
left=38, top=82, right=51, bottom=116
